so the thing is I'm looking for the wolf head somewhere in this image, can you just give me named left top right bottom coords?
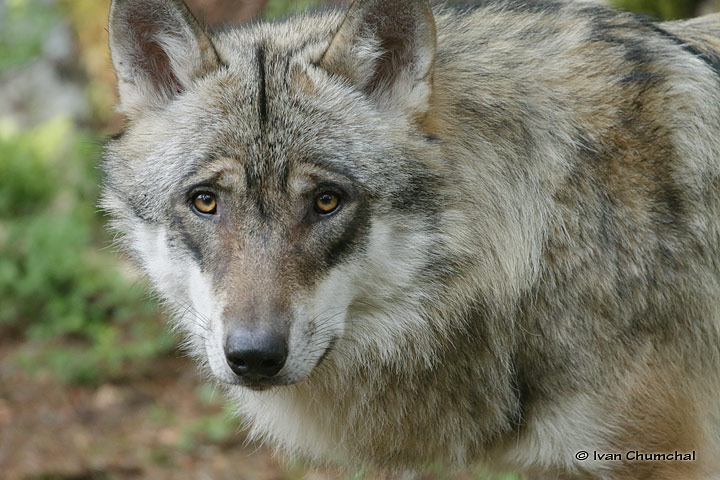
left=103, top=0, right=454, bottom=389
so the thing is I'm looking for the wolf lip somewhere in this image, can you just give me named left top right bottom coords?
left=247, top=384, right=273, bottom=392
left=223, top=373, right=297, bottom=389
left=225, top=376, right=284, bottom=389
left=316, top=339, right=337, bottom=368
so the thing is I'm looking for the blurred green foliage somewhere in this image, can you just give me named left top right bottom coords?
left=0, top=0, right=60, bottom=73
left=0, top=118, right=173, bottom=384
left=263, top=0, right=324, bottom=19
left=611, top=0, right=703, bottom=19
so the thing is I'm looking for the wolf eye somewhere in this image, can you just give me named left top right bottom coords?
left=192, top=192, right=217, bottom=215
left=314, top=192, right=340, bottom=215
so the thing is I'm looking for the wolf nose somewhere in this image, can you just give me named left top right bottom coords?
left=224, top=329, right=287, bottom=380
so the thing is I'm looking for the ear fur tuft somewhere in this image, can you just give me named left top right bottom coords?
left=319, top=0, right=437, bottom=116
left=108, top=0, right=221, bottom=115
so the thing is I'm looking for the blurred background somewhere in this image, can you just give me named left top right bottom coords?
left=0, top=0, right=718, bottom=479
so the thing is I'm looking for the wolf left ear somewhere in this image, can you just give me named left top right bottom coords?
left=108, top=0, right=222, bottom=116
left=318, top=0, right=436, bottom=117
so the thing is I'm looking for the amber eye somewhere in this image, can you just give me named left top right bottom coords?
left=193, top=192, right=217, bottom=215
left=314, top=192, right=340, bottom=215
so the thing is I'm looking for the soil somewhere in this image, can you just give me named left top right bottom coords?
left=0, top=339, right=341, bottom=480
left=0, top=339, right=497, bottom=480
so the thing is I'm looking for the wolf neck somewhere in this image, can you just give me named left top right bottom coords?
left=233, top=304, right=523, bottom=469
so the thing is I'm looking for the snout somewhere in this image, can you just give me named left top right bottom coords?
left=224, top=328, right=288, bottom=383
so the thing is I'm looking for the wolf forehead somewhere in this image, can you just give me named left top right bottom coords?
left=103, top=18, right=437, bottom=211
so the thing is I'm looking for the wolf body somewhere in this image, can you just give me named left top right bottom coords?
left=103, top=0, right=720, bottom=478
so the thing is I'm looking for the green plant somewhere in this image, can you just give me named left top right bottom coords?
left=0, top=117, right=173, bottom=384
left=0, top=0, right=61, bottom=73
left=175, top=386, right=244, bottom=450
left=263, top=0, right=324, bottom=19
left=611, top=0, right=702, bottom=20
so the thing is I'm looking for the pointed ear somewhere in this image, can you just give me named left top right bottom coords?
left=108, top=0, right=222, bottom=115
left=318, top=0, right=436, bottom=116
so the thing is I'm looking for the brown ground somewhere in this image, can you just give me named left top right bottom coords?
left=0, top=338, right=497, bottom=480
left=0, top=338, right=341, bottom=480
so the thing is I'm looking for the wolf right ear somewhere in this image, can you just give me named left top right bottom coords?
left=318, top=0, right=436, bottom=117
left=108, top=0, right=221, bottom=116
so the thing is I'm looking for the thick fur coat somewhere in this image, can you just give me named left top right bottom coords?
left=102, top=0, right=720, bottom=478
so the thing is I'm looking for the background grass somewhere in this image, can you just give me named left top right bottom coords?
left=614, top=0, right=701, bottom=19
left=0, top=0, right=172, bottom=385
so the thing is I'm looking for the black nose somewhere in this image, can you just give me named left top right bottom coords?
left=224, top=328, right=287, bottom=380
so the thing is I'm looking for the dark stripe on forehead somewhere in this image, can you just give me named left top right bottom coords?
left=257, top=43, right=268, bottom=125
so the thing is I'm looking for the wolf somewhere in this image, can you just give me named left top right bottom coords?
left=102, top=0, right=720, bottom=478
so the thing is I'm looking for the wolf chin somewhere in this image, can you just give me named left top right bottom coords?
left=102, top=0, right=720, bottom=478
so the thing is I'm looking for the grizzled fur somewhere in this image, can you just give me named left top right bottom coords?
left=102, top=0, right=720, bottom=478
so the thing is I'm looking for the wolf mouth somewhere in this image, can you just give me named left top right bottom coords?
left=316, top=337, right=338, bottom=368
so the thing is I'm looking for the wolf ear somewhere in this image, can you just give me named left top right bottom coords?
left=108, top=0, right=221, bottom=115
left=318, top=0, right=436, bottom=116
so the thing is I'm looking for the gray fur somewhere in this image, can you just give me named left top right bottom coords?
left=103, top=0, right=720, bottom=478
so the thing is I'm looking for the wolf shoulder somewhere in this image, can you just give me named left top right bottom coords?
left=423, top=2, right=720, bottom=190
left=430, top=2, right=720, bottom=106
